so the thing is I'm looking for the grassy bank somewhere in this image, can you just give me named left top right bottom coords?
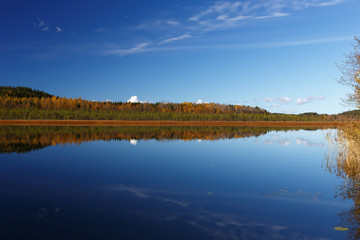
left=0, top=119, right=341, bottom=127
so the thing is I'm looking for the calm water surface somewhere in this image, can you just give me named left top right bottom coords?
left=0, top=126, right=353, bottom=239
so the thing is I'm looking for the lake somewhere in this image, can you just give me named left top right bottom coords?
left=0, top=126, right=354, bottom=239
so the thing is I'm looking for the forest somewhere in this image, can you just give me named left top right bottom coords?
left=0, top=86, right=357, bottom=121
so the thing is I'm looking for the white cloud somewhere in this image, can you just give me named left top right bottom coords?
left=196, top=99, right=208, bottom=104
left=56, top=26, right=62, bottom=32
left=296, top=96, right=324, bottom=105
left=264, top=97, right=274, bottom=103
left=127, top=96, right=140, bottom=103
left=166, top=20, right=180, bottom=25
left=127, top=96, right=148, bottom=103
left=159, top=34, right=191, bottom=45
left=271, top=104, right=280, bottom=107
left=277, top=97, right=291, bottom=103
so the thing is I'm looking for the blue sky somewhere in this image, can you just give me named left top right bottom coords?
left=1, top=0, right=360, bottom=114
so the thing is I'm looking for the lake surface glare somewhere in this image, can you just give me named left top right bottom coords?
left=0, top=126, right=352, bottom=239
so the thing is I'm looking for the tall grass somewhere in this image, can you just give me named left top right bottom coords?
left=326, top=121, right=360, bottom=239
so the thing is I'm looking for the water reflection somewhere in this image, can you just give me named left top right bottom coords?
left=0, top=125, right=345, bottom=239
left=262, top=189, right=324, bottom=201
left=0, top=126, right=318, bottom=153
left=326, top=122, right=360, bottom=239
left=104, top=183, right=304, bottom=240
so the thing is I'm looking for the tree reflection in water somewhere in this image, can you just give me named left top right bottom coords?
left=326, top=122, right=360, bottom=239
left=0, top=125, right=318, bottom=154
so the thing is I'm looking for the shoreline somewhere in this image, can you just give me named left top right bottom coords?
left=0, top=120, right=342, bottom=127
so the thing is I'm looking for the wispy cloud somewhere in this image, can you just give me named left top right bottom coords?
left=105, top=36, right=351, bottom=55
left=296, top=96, right=324, bottom=105
left=34, top=19, right=64, bottom=33
left=159, top=34, right=191, bottom=45
left=316, top=0, right=345, bottom=6
left=293, top=0, right=346, bottom=8
left=188, top=0, right=346, bottom=31
left=102, top=0, right=348, bottom=57
left=94, top=28, right=105, bottom=32
left=34, top=18, right=49, bottom=31
left=166, top=20, right=180, bottom=25
left=277, top=97, right=291, bottom=104
left=189, top=1, right=243, bottom=22
left=103, top=42, right=150, bottom=56
left=264, top=97, right=274, bottom=103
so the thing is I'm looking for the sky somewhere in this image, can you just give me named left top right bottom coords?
left=1, top=0, right=360, bottom=114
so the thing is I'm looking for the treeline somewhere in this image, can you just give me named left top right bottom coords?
left=0, top=86, right=354, bottom=121
left=0, top=87, right=271, bottom=120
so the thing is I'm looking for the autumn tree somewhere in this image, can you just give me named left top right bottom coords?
left=338, top=37, right=360, bottom=108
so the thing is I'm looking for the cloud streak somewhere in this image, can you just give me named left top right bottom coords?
left=159, top=34, right=191, bottom=45
left=103, top=42, right=149, bottom=56
left=101, top=0, right=348, bottom=57
left=187, top=0, right=346, bottom=32
left=296, top=96, right=324, bottom=105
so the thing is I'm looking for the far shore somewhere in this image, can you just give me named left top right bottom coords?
left=0, top=120, right=343, bottom=127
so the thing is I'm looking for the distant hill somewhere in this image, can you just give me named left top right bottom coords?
left=338, top=110, right=360, bottom=117
left=0, top=86, right=54, bottom=98
left=299, top=112, right=319, bottom=117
